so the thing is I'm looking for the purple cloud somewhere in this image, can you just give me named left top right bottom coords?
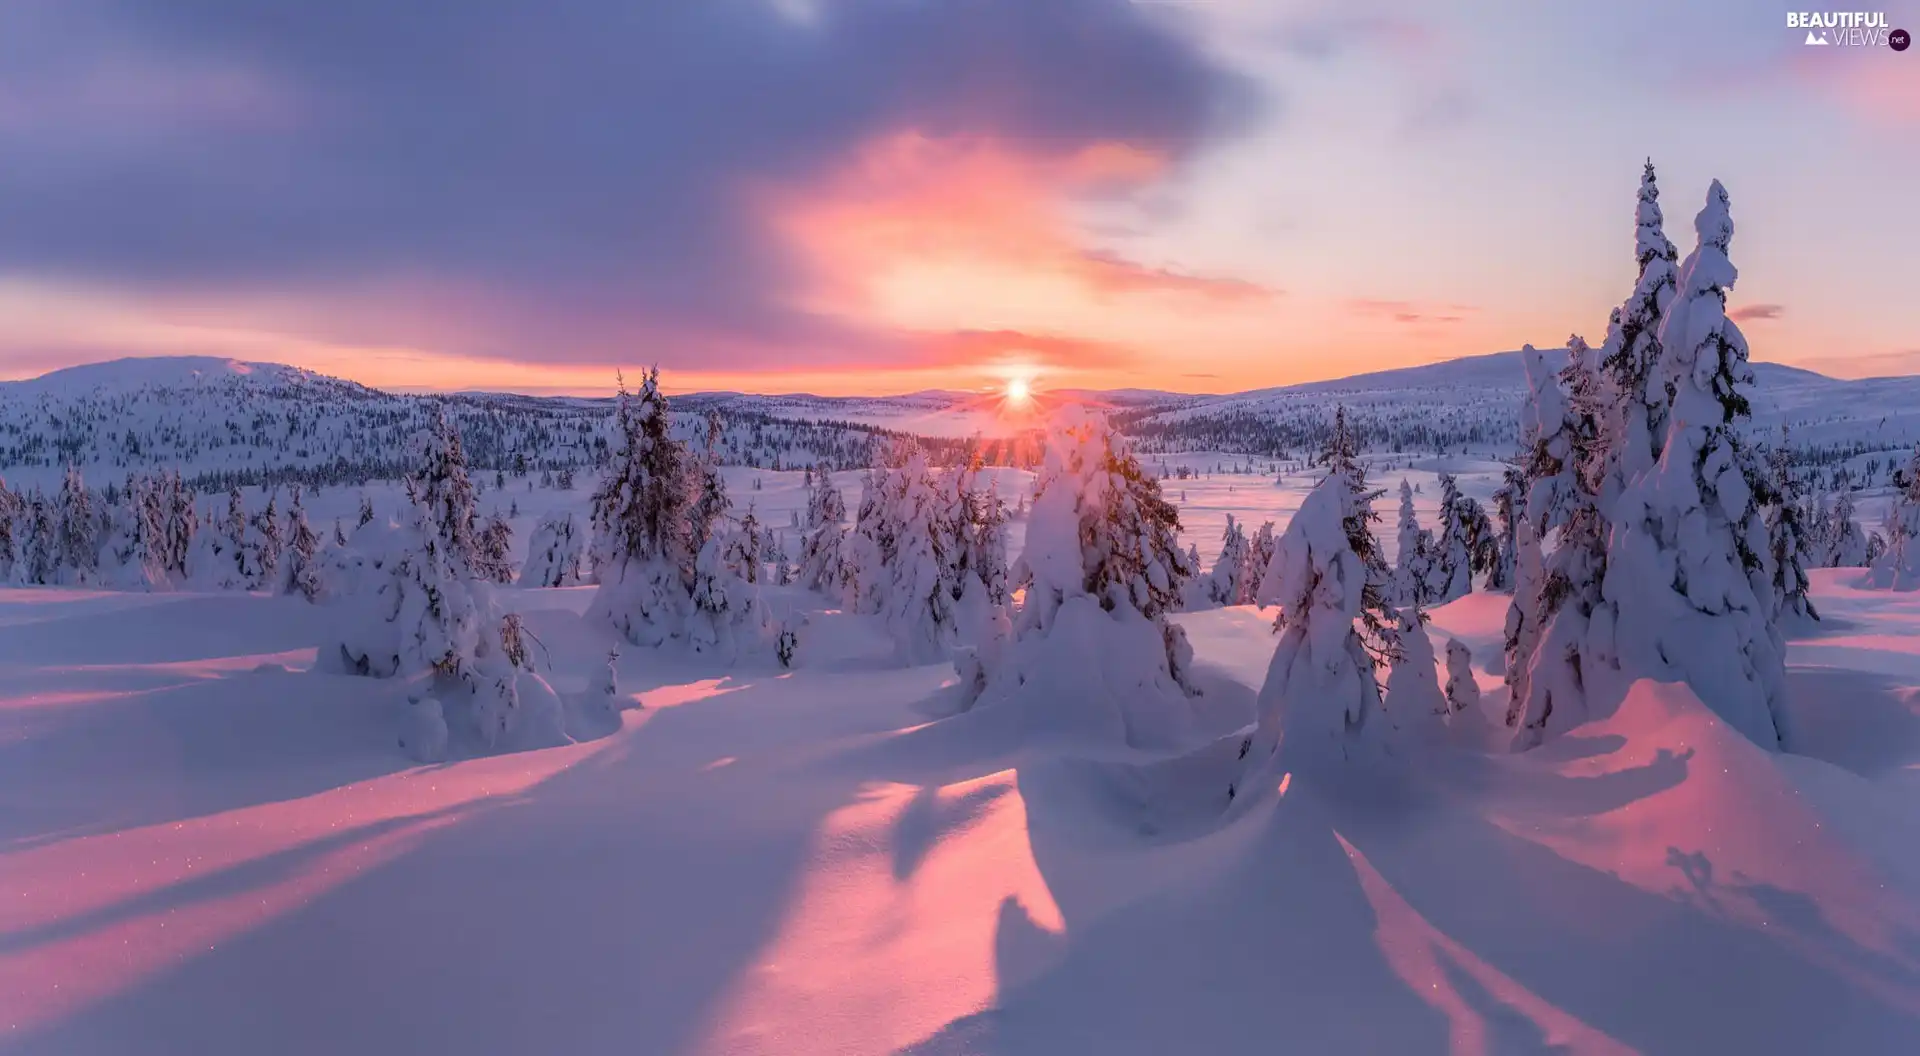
left=0, top=0, right=1260, bottom=371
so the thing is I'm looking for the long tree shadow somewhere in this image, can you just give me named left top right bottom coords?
left=1322, top=789, right=1920, bottom=1054
left=901, top=791, right=1455, bottom=1054
left=903, top=710, right=1920, bottom=1055
left=4, top=657, right=950, bottom=1056
left=1782, top=665, right=1920, bottom=777
left=0, top=666, right=415, bottom=849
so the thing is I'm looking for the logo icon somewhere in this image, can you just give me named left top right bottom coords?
left=1892, top=27, right=1912, bottom=50
left=1805, top=29, right=1831, bottom=44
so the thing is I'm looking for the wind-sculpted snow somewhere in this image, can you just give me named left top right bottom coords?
left=3, top=569, right=1917, bottom=1053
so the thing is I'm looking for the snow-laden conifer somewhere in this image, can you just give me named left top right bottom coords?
left=1604, top=180, right=1789, bottom=749
left=323, top=414, right=539, bottom=759
left=521, top=510, right=586, bottom=587
left=1598, top=160, right=1681, bottom=505
left=1392, top=479, right=1433, bottom=607
left=964, top=409, right=1198, bottom=746
left=281, top=486, right=323, bottom=601
left=1870, top=448, right=1920, bottom=589
left=1232, top=411, right=1397, bottom=794
left=587, top=370, right=694, bottom=647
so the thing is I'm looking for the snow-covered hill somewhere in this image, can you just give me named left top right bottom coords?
left=4, top=353, right=1914, bottom=496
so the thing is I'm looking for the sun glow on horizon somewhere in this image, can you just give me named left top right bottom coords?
left=1006, top=376, right=1031, bottom=403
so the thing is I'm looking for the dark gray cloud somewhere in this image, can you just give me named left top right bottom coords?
left=0, top=0, right=1257, bottom=368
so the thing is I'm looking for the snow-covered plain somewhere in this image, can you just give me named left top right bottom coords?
left=4, top=458, right=1918, bottom=1055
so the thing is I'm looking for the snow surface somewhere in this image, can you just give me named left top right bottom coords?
left=5, top=466, right=1919, bottom=1054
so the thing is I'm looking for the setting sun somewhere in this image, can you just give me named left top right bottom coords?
left=1006, top=376, right=1032, bottom=403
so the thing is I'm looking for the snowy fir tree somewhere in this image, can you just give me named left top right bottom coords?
left=844, top=460, right=907, bottom=616
left=521, top=510, right=586, bottom=587
left=1231, top=419, right=1398, bottom=797
left=283, top=486, right=323, bottom=601
left=475, top=512, right=516, bottom=585
left=103, top=475, right=167, bottom=590
left=1485, top=463, right=1524, bottom=592
left=162, top=472, right=195, bottom=582
left=1247, top=519, right=1278, bottom=600
left=1870, top=448, right=1920, bottom=590
left=1502, top=518, right=1545, bottom=727
left=1828, top=489, right=1870, bottom=568
left=246, top=491, right=284, bottom=591
left=0, top=479, right=18, bottom=582
left=1392, top=479, right=1433, bottom=607
left=1604, top=180, right=1791, bottom=749
left=1762, top=437, right=1817, bottom=620
left=942, top=461, right=1012, bottom=661
left=1204, top=514, right=1255, bottom=607
left=587, top=369, right=695, bottom=648
left=1598, top=159, right=1681, bottom=506
left=1443, top=638, right=1481, bottom=717
left=1426, top=473, right=1475, bottom=603
left=57, top=466, right=99, bottom=586
left=773, top=538, right=795, bottom=586
left=964, top=409, right=1197, bottom=747
left=23, top=496, right=59, bottom=586
left=874, top=451, right=963, bottom=663
left=797, top=467, right=849, bottom=596
left=1384, top=606, right=1447, bottom=740
left=322, top=414, right=540, bottom=759
left=1509, top=337, right=1614, bottom=749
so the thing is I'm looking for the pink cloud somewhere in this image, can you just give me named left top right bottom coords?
left=1731, top=303, right=1785, bottom=322
left=1347, top=298, right=1478, bottom=326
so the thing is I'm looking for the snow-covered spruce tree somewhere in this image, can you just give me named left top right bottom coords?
left=1502, top=518, right=1545, bottom=723
left=730, top=504, right=764, bottom=585
left=587, top=369, right=695, bottom=647
left=324, top=412, right=538, bottom=758
left=521, top=510, right=586, bottom=587
left=162, top=473, right=195, bottom=583
left=1829, top=489, right=1870, bottom=567
left=844, top=459, right=911, bottom=615
left=0, top=479, right=19, bottom=582
left=1762, top=437, right=1817, bottom=620
left=1485, top=463, right=1524, bottom=592
left=1392, top=478, right=1433, bottom=606
left=1870, top=448, right=1920, bottom=589
left=681, top=453, right=770, bottom=660
left=23, top=495, right=59, bottom=586
left=284, top=486, right=323, bottom=601
left=876, top=451, right=962, bottom=663
left=475, top=513, right=515, bottom=585
left=1426, top=473, right=1475, bottom=603
left=1385, top=606, right=1447, bottom=740
left=103, top=475, right=167, bottom=590
left=186, top=488, right=247, bottom=590
left=1511, top=336, right=1614, bottom=749
left=1598, top=159, right=1681, bottom=506
left=1604, top=180, right=1790, bottom=749
left=1247, top=519, right=1278, bottom=601
left=773, top=537, right=795, bottom=586
left=965, top=408, right=1198, bottom=745
left=1231, top=410, right=1399, bottom=794
left=247, top=491, right=284, bottom=591
left=1800, top=493, right=1834, bottom=569
left=797, top=467, right=849, bottom=596
left=57, top=467, right=99, bottom=586
left=1204, top=514, right=1254, bottom=607
left=942, top=460, right=1012, bottom=663
left=1443, top=639, right=1481, bottom=717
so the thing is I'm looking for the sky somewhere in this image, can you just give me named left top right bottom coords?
left=1, top=0, right=1916, bottom=396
